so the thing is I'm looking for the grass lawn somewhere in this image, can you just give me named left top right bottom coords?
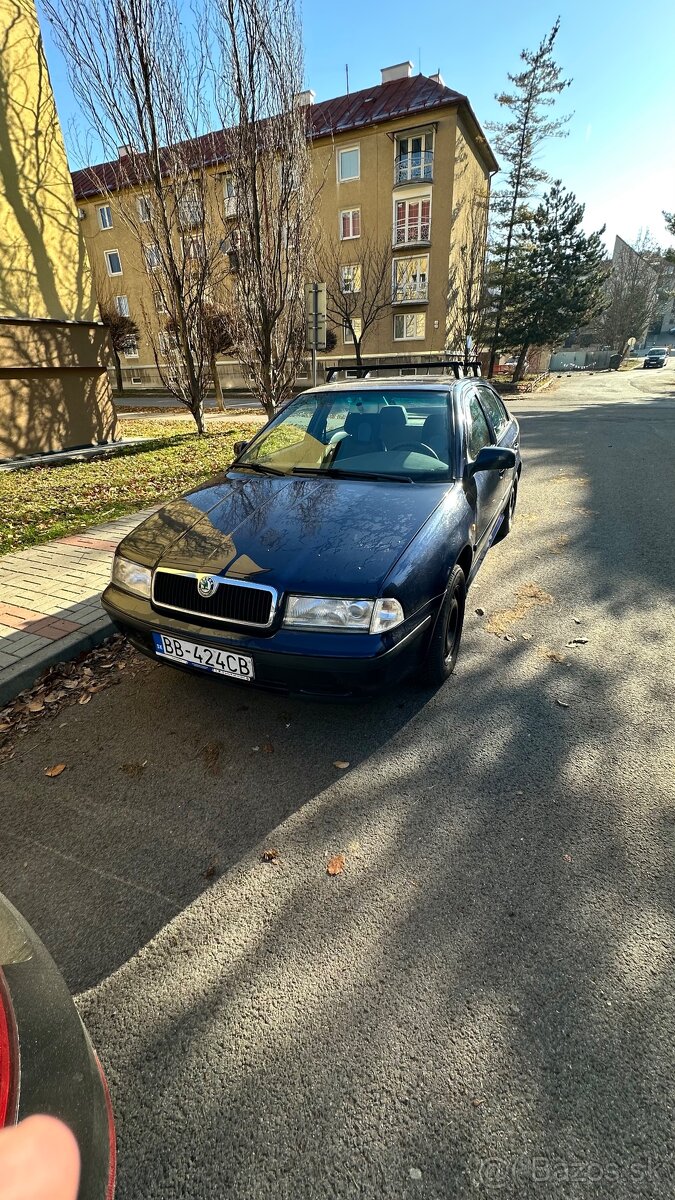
left=1, top=416, right=265, bottom=556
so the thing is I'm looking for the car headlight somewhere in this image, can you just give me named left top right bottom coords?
left=283, top=595, right=404, bottom=633
left=111, top=554, right=152, bottom=598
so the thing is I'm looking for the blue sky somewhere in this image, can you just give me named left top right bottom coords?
left=41, top=0, right=675, bottom=252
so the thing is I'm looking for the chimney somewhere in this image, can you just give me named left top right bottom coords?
left=380, top=61, right=413, bottom=84
left=293, top=89, right=315, bottom=107
left=429, top=70, right=445, bottom=86
left=117, top=144, right=134, bottom=159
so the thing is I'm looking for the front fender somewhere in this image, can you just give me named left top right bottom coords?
left=381, top=484, right=473, bottom=621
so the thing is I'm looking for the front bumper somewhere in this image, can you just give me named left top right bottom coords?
left=102, top=584, right=437, bottom=698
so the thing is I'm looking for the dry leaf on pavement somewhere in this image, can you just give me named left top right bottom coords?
left=556, top=699, right=570, bottom=708
left=262, top=742, right=274, bottom=754
left=333, top=760, right=350, bottom=770
left=562, top=853, right=573, bottom=863
left=44, top=763, right=66, bottom=778
left=327, top=854, right=345, bottom=876
left=261, top=847, right=280, bottom=863
left=27, top=699, right=45, bottom=713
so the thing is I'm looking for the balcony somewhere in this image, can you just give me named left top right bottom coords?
left=394, top=221, right=431, bottom=247
left=392, top=282, right=428, bottom=304
left=394, top=151, right=434, bottom=186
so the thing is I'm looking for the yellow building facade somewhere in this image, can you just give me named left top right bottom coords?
left=0, top=0, right=116, bottom=455
left=72, top=63, right=497, bottom=389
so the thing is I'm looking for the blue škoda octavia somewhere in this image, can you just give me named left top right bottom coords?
left=102, top=372, right=521, bottom=698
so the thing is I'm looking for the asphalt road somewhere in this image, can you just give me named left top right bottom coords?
left=2, top=365, right=675, bottom=1198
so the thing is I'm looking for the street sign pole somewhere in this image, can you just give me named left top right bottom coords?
left=305, top=281, right=327, bottom=388
left=312, top=282, right=318, bottom=388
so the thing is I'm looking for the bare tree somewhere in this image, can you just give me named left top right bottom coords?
left=97, top=301, right=140, bottom=394
left=44, top=0, right=230, bottom=433
left=320, top=234, right=393, bottom=372
left=596, top=234, right=660, bottom=357
left=446, top=190, right=489, bottom=368
left=211, top=0, right=315, bottom=419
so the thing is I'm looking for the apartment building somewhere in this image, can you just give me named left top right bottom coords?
left=71, top=62, right=497, bottom=387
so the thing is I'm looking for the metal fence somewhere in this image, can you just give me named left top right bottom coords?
left=549, top=350, right=614, bottom=372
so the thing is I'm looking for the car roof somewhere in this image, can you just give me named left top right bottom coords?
left=305, top=376, right=462, bottom=395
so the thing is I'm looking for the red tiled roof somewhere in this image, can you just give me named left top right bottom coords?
left=71, top=74, right=496, bottom=200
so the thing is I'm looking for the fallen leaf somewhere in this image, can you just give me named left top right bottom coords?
left=556, top=699, right=570, bottom=708
left=203, top=860, right=220, bottom=879
left=567, top=637, right=589, bottom=645
left=521, top=633, right=533, bottom=641
left=201, top=741, right=222, bottom=774
left=471, top=1098, right=485, bottom=1108
left=62, top=680, right=80, bottom=691
left=0, top=721, right=12, bottom=734
left=333, top=760, right=350, bottom=770
left=44, top=763, right=66, bottom=777
left=475, top=607, right=485, bottom=617
left=572, top=617, right=582, bottom=625
left=563, top=853, right=573, bottom=863
left=327, top=853, right=345, bottom=876
left=261, top=847, right=280, bottom=863
left=120, top=761, right=147, bottom=777
left=262, top=742, right=274, bottom=754
left=541, top=647, right=567, bottom=664
left=27, top=699, right=45, bottom=713
left=78, top=693, right=92, bottom=705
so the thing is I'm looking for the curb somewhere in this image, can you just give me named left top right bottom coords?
left=0, top=614, right=115, bottom=708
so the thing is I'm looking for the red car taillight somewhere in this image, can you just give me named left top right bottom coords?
left=0, top=970, right=18, bottom=1128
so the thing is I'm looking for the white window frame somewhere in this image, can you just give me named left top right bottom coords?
left=343, top=317, right=362, bottom=345
left=392, top=255, right=429, bottom=303
left=137, top=195, right=152, bottom=223
left=114, top=294, right=130, bottom=317
left=144, top=243, right=161, bottom=272
left=337, top=144, right=360, bottom=183
left=178, top=183, right=203, bottom=228
left=223, top=172, right=236, bottom=216
left=340, top=208, right=361, bottom=241
left=340, top=264, right=361, bottom=294
left=394, top=312, right=426, bottom=341
left=104, top=249, right=122, bottom=276
left=393, top=194, right=432, bottom=246
left=394, top=129, right=434, bottom=184
left=123, top=337, right=139, bottom=359
left=97, top=204, right=113, bottom=230
left=153, top=289, right=168, bottom=315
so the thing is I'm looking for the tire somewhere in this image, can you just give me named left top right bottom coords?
left=421, top=565, right=466, bottom=686
left=493, top=477, right=518, bottom=544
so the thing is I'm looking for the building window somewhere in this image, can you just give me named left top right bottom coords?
left=104, top=249, right=122, bottom=276
left=394, top=131, right=434, bottom=184
left=98, top=204, right=113, bottom=230
left=153, top=289, right=168, bottom=315
left=184, top=235, right=204, bottom=262
left=392, top=256, right=429, bottom=303
left=340, top=208, right=361, bottom=240
left=394, top=197, right=431, bottom=245
left=343, top=318, right=362, bottom=344
left=159, top=330, right=180, bottom=356
left=144, top=244, right=161, bottom=272
left=137, top=195, right=152, bottom=222
left=223, top=172, right=236, bottom=216
left=178, top=184, right=202, bottom=228
left=123, top=337, right=139, bottom=358
left=114, top=294, right=130, bottom=317
left=394, top=313, right=426, bottom=341
left=340, top=264, right=361, bottom=293
left=338, top=146, right=360, bottom=182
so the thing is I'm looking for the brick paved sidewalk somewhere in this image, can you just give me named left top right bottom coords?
left=0, top=509, right=156, bottom=705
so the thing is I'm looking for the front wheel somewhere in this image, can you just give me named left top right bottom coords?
left=421, top=565, right=466, bottom=686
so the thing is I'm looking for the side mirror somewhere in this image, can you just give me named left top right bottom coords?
left=232, top=439, right=249, bottom=458
left=466, top=446, right=516, bottom=477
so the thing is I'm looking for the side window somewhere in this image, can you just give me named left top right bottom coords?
left=466, top=391, right=493, bottom=460
left=477, top=384, right=510, bottom=439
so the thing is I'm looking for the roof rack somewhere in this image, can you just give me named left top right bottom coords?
left=324, top=360, right=482, bottom=383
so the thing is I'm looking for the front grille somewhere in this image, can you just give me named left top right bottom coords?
left=152, top=571, right=274, bottom=627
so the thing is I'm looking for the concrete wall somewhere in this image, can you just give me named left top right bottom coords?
left=0, top=0, right=115, bottom=456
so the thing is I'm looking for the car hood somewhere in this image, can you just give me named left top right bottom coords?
left=121, top=471, right=450, bottom=596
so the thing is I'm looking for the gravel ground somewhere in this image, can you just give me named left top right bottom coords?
left=1, top=366, right=674, bottom=1199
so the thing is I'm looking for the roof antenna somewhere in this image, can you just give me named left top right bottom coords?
left=345, top=64, right=349, bottom=95
left=418, top=47, right=422, bottom=75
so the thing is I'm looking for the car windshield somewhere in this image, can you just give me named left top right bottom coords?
left=649, top=348, right=666, bottom=355
left=235, top=389, right=454, bottom=481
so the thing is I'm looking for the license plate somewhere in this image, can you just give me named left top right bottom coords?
left=152, top=633, right=254, bottom=681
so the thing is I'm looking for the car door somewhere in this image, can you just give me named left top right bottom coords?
left=462, top=386, right=502, bottom=545
left=475, top=383, right=518, bottom=512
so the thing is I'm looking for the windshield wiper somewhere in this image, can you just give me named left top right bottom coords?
left=236, top=461, right=286, bottom=477
left=292, top=466, right=412, bottom=483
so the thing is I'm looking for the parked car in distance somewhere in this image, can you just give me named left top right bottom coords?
left=102, top=373, right=521, bottom=698
left=0, top=892, right=116, bottom=1198
left=643, top=347, right=668, bottom=368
